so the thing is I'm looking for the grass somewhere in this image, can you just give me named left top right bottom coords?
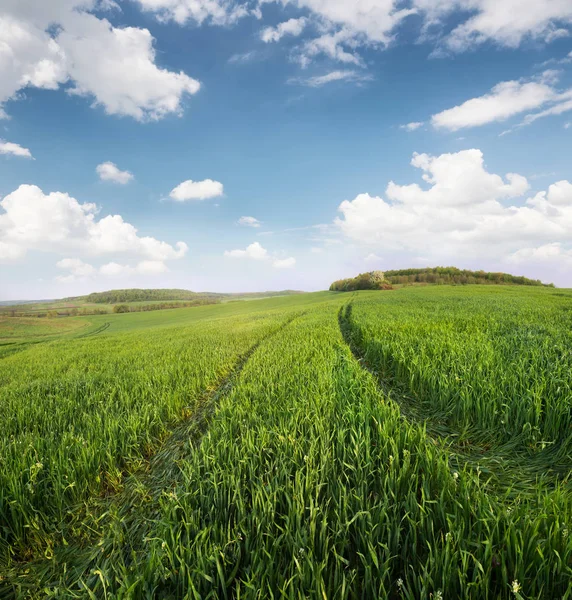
left=1, top=286, right=572, bottom=598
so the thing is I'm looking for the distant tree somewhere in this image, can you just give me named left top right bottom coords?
left=330, top=271, right=392, bottom=292
left=113, top=304, right=131, bottom=314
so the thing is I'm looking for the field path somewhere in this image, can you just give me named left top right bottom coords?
left=338, top=300, right=571, bottom=496
left=3, top=311, right=305, bottom=597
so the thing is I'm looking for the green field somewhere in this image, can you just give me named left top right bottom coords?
left=2, top=286, right=572, bottom=598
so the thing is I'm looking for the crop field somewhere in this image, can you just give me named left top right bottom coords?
left=1, top=286, right=572, bottom=598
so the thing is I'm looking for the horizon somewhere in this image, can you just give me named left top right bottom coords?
left=1, top=265, right=558, bottom=303
left=2, top=1, right=572, bottom=299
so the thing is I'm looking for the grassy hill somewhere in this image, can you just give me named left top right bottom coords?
left=0, top=288, right=305, bottom=317
left=331, top=267, right=553, bottom=291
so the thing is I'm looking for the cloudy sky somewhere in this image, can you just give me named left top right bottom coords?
left=1, top=0, right=572, bottom=299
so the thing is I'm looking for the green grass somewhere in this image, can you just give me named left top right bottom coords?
left=2, top=286, right=572, bottom=598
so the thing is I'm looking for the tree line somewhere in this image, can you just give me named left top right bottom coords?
left=68, top=288, right=217, bottom=304
left=383, top=267, right=552, bottom=287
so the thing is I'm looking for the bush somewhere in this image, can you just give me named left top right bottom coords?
left=113, top=304, right=131, bottom=314
left=330, top=271, right=393, bottom=292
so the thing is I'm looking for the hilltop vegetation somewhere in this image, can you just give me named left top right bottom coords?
left=331, top=267, right=552, bottom=291
left=2, top=286, right=572, bottom=598
left=384, top=266, right=551, bottom=286
left=73, top=288, right=211, bottom=303
left=330, top=271, right=393, bottom=291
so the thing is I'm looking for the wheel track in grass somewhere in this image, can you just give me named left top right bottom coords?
left=2, top=310, right=305, bottom=598
left=338, top=300, right=572, bottom=496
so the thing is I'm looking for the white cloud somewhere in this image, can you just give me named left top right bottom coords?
left=169, top=179, right=224, bottom=201
left=99, top=261, right=129, bottom=277
left=56, top=257, right=96, bottom=282
left=228, top=51, right=257, bottom=64
left=263, top=0, right=572, bottom=65
left=133, top=0, right=251, bottom=26
left=546, top=179, right=572, bottom=205
left=224, top=241, right=295, bottom=268
left=273, top=256, right=296, bottom=268
left=0, top=1, right=201, bottom=120
left=123, top=0, right=572, bottom=77
left=335, top=149, right=572, bottom=263
left=59, top=258, right=169, bottom=280
left=364, top=252, right=383, bottom=263
left=414, top=0, right=572, bottom=52
left=0, top=184, right=188, bottom=263
left=508, top=242, right=572, bottom=268
left=400, top=122, right=424, bottom=132
left=224, top=241, right=268, bottom=259
left=261, top=17, right=307, bottom=43
left=238, top=216, right=261, bottom=227
left=100, top=260, right=169, bottom=276
left=136, top=259, right=169, bottom=274
left=285, top=0, right=415, bottom=53
left=519, top=91, right=572, bottom=129
left=431, top=78, right=557, bottom=131
left=96, top=161, right=134, bottom=184
left=0, top=140, right=33, bottom=158
left=290, top=70, right=373, bottom=87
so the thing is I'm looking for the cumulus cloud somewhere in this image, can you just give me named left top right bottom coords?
left=96, top=161, right=134, bottom=184
left=57, top=257, right=169, bottom=281
left=224, top=241, right=295, bottom=268
left=0, top=184, right=188, bottom=263
left=169, top=179, right=224, bottom=201
left=238, top=216, right=261, bottom=227
left=289, top=70, right=373, bottom=87
left=400, top=122, right=423, bottom=132
left=224, top=241, right=268, bottom=259
left=508, top=242, right=572, bottom=268
left=0, top=140, right=33, bottom=158
left=335, top=149, right=572, bottom=263
left=273, top=256, right=296, bottom=268
left=0, top=1, right=200, bottom=120
left=55, top=257, right=96, bottom=282
left=261, top=17, right=307, bottom=43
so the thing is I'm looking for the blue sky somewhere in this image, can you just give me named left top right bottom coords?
left=1, top=0, right=572, bottom=299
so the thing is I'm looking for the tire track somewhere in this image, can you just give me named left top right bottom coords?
left=4, top=311, right=305, bottom=597
left=338, top=301, right=571, bottom=495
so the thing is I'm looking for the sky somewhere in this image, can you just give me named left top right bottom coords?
left=1, top=0, right=572, bottom=300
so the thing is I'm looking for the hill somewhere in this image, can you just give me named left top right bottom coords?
left=331, top=267, right=553, bottom=290
left=67, top=288, right=304, bottom=304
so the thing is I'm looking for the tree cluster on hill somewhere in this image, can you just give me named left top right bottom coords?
left=330, top=271, right=393, bottom=292
left=67, top=288, right=304, bottom=305
left=71, top=289, right=211, bottom=304
left=383, top=267, right=552, bottom=287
